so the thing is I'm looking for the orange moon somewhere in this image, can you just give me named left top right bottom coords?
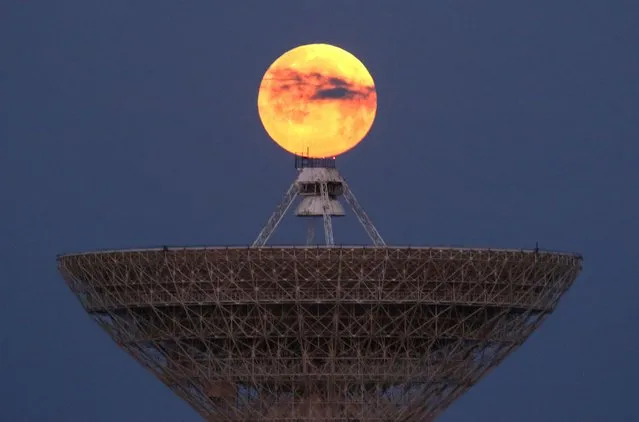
left=257, top=43, right=377, bottom=158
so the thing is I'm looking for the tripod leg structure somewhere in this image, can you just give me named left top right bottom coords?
left=319, top=181, right=335, bottom=246
left=342, top=181, right=386, bottom=246
left=306, top=219, right=315, bottom=245
left=252, top=181, right=298, bottom=247
left=252, top=161, right=384, bottom=247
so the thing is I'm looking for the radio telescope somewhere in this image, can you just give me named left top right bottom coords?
left=58, top=44, right=582, bottom=421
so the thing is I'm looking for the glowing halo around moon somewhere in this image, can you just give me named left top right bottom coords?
left=257, top=43, right=377, bottom=158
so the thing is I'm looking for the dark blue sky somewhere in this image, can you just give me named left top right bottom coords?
left=2, top=2, right=638, bottom=421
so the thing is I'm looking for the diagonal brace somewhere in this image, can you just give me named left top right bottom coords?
left=252, top=181, right=298, bottom=247
left=342, top=181, right=386, bottom=246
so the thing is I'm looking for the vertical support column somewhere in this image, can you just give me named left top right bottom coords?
left=319, top=181, right=335, bottom=246
left=306, top=220, right=315, bottom=245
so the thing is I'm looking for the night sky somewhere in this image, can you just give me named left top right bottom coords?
left=2, top=2, right=638, bottom=421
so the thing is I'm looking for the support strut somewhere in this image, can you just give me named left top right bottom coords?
left=306, top=220, right=315, bottom=245
left=251, top=181, right=298, bottom=247
left=319, top=181, right=335, bottom=246
left=342, top=181, right=386, bottom=247
left=252, top=160, right=385, bottom=247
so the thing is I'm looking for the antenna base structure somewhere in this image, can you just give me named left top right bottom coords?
left=252, top=156, right=385, bottom=247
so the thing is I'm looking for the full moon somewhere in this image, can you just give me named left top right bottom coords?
left=257, top=43, right=377, bottom=158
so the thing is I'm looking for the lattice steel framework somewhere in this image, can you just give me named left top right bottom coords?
left=58, top=246, right=582, bottom=421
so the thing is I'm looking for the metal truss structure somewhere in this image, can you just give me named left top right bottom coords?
left=58, top=246, right=582, bottom=421
left=252, top=158, right=385, bottom=247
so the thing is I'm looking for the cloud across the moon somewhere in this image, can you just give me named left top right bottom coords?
left=257, top=44, right=377, bottom=158
left=269, top=69, right=374, bottom=101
